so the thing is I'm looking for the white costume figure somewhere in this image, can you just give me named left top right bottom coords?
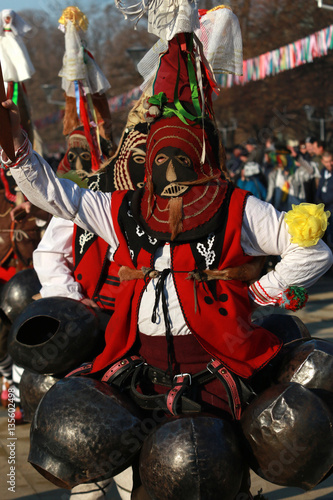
left=58, top=6, right=110, bottom=98
left=138, top=6, right=243, bottom=93
left=0, top=9, right=35, bottom=82
left=116, top=0, right=199, bottom=40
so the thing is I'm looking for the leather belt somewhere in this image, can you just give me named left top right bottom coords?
left=66, top=355, right=255, bottom=420
left=130, top=365, right=202, bottom=416
left=101, top=355, right=144, bottom=388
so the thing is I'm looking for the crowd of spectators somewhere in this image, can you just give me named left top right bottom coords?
left=226, top=136, right=333, bottom=252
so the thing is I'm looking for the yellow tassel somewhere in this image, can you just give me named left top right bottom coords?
left=59, top=6, right=89, bottom=32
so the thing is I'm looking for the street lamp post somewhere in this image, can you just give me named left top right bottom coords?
left=316, top=0, right=333, bottom=10
left=219, top=118, right=238, bottom=146
left=126, top=47, right=148, bottom=68
left=303, top=105, right=333, bottom=141
left=41, top=84, right=65, bottom=107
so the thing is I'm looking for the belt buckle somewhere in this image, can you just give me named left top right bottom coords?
left=207, top=358, right=219, bottom=374
left=173, top=372, right=192, bottom=386
left=130, top=356, right=145, bottom=368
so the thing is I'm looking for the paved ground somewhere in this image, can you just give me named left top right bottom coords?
left=1, top=271, right=333, bottom=499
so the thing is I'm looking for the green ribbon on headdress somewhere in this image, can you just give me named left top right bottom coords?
left=148, top=92, right=168, bottom=107
left=151, top=34, right=202, bottom=125
left=12, top=82, right=19, bottom=106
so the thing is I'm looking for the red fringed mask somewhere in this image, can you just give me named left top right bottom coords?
left=140, top=116, right=227, bottom=240
left=135, top=33, right=227, bottom=241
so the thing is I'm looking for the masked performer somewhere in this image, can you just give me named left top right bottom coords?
left=2, top=3, right=333, bottom=499
left=58, top=6, right=114, bottom=170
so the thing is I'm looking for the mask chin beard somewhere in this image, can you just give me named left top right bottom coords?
left=168, top=196, right=183, bottom=241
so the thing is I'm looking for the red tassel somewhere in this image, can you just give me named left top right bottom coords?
left=79, top=93, right=100, bottom=172
left=0, top=169, right=16, bottom=203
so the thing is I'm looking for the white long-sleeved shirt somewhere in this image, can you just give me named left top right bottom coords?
left=33, top=217, right=85, bottom=301
left=11, top=148, right=333, bottom=336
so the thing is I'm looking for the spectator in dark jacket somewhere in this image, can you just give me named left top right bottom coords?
left=236, top=161, right=267, bottom=200
left=316, top=151, right=333, bottom=250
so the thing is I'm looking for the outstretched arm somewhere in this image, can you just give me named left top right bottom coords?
left=242, top=196, right=333, bottom=307
left=1, top=100, right=118, bottom=252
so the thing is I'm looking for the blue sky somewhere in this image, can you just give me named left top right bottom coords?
left=0, top=1, right=112, bottom=16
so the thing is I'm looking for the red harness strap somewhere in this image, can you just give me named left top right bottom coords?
left=101, top=356, right=143, bottom=387
left=207, top=359, right=243, bottom=420
left=65, top=362, right=93, bottom=378
left=166, top=374, right=192, bottom=416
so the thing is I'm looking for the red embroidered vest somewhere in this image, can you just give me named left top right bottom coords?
left=73, top=225, right=120, bottom=312
left=90, top=187, right=282, bottom=378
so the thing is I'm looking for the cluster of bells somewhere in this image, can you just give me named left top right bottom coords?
left=1, top=268, right=333, bottom=499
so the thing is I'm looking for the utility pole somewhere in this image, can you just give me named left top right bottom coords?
left=316, top=0, right=333, bottom=11
left=303, top=105, right=333, bottom=141
left=41, top=85, right=65, bottom=107
left=219, top=118, right=238, bottom=146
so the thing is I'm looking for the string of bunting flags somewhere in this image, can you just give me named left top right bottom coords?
left=108, top=86, right=142, bottom=113
left=108, top=24, right=333, bottom=113
left=35, top=24, right=333, bottom=126
left=216, top=24, right=333, bottom=87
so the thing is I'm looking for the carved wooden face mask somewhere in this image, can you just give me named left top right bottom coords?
left=67, top=147, right=92, bottom=172
left=139, top=116, right=228, bottom=241
left=152, top=146, right=197, bottom=197
left=111, top=124, right=148, bottom=191
left=57, top=130, right=92, bottom=175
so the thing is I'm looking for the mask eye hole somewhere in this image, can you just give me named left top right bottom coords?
left=67, top=152, right=76, bottom=162
left=177, top=155, right=191, bottom=166
left=155, top=154, right=168, bottom=165
left=133, top=155, right=145, bottom=164
left=80, top=152, right=91, bottom=161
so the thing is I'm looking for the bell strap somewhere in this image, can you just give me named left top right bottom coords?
left=65, top=362, right=93, bottom=378
left=101, top=355, right=144, bottom=388
left=130, top=364, right=202, bottom=415
left=207, top=359, right=256, bottom=420
left=166, top=373, right=193, bottom=416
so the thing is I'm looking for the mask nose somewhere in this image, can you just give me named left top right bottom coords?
left=166, top=161, right=177, bottom=182
left=75, top=157, right=83, bottom=171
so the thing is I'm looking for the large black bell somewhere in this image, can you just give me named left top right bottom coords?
left=252, top=313, right=311, bottom=344
left=0, top=268, right=41, bottom=323
left=29, top=377, right=143, bottom=489
left=8, top=297, right=101, bottom=375
left=250, top=314, right=312, bottom=394
left=20, top=369, right=59, bottom=422
left=241, top=382, right=333, bottom=490
left=277, top=338, right=333, bottom=392
left=139, top=414, right=245, bottom=500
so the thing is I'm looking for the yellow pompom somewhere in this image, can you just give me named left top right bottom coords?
left=285, top=203, right=330, bottom=247
left=59, top=6, right=88, bottom=32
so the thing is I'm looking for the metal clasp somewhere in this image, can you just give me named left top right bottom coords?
left=173, top=373, right=192, bottom=385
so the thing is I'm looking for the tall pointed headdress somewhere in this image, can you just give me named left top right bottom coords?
left=58, top=6, right=114, bottom=171
left=116, top=1, right=243, bottom=240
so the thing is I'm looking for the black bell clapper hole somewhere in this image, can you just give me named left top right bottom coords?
left=17, top=317, right=60, bottom=345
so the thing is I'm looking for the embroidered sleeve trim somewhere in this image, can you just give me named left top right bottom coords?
left=1, top=131, right=31, bottom=169
left=249, top=281, right=282, bottom=306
